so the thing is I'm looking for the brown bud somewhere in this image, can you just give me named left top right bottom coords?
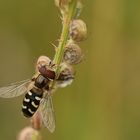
left=17, top=127, right=41, bottom=140
left=63, top=41, right=83, bottom=65
left=70, top=19, right=87, bottom=42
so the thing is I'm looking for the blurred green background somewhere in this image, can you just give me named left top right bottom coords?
left=0, top=0, right=140, bottom=140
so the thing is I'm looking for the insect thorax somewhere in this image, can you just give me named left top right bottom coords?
left=34, top=74, right=50, bottom=89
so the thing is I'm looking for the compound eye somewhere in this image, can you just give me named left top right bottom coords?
left=39, top=66, right=56, bottom=80
left=45, top=69, right=55, bottom=80
left=38, top=66, right=46, bottom=76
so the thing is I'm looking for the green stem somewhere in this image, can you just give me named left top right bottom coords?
left=53, top=0, right=77, bottom=76
left=31, top=131, right=40, bottom=140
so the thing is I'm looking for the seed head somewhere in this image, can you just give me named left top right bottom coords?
left=63, top=41, right=83, bottom=65
left=70, top=19, right=87, bottom=42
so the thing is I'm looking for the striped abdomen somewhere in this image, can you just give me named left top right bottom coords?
left=22, top=88, right=43, bottom=118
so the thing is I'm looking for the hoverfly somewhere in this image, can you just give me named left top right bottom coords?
left=0, top=56, right=74, bottom=133
left=0, top=56, right=57, bottom=132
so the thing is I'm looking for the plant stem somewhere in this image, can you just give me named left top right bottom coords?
left=53, top=0, right=77, bottom=76
left=31, top=132, right=40, bottom=140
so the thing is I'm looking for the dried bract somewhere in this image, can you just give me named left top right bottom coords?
left=70, top=19, right=87, bottom=42
left=63, top=41, right=83, bottom=65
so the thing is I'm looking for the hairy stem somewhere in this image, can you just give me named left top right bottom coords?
left=53, top=0, right=77, bottom=76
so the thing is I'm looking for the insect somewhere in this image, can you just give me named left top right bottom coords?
left=0, top=56, right=56, bottom=133
left=0, top=56, right=74, bottom=133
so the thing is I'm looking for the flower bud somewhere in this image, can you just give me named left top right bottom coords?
left=74, top=1, right=83, bottom=18
left=63, top=41, right=83, bottom=65
left=55, top=0, right=70, bottom=7
left=55, top=0, right=71, bottom=13
left=17, top=127, right=40, bottom=140
left=69, top=19, right=87, bottom=42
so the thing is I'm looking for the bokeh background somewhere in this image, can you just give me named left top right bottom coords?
left=0, top=0, right=140, bottom=140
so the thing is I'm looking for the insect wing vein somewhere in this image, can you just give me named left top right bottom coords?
left=0, top=79, right=30, bottom=98
left=40, top=96, right=55, bottom=133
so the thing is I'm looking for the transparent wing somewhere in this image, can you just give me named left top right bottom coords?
left=40, top=95, right=55, bottom=133
left=0, top=79, right=30, bottom=98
